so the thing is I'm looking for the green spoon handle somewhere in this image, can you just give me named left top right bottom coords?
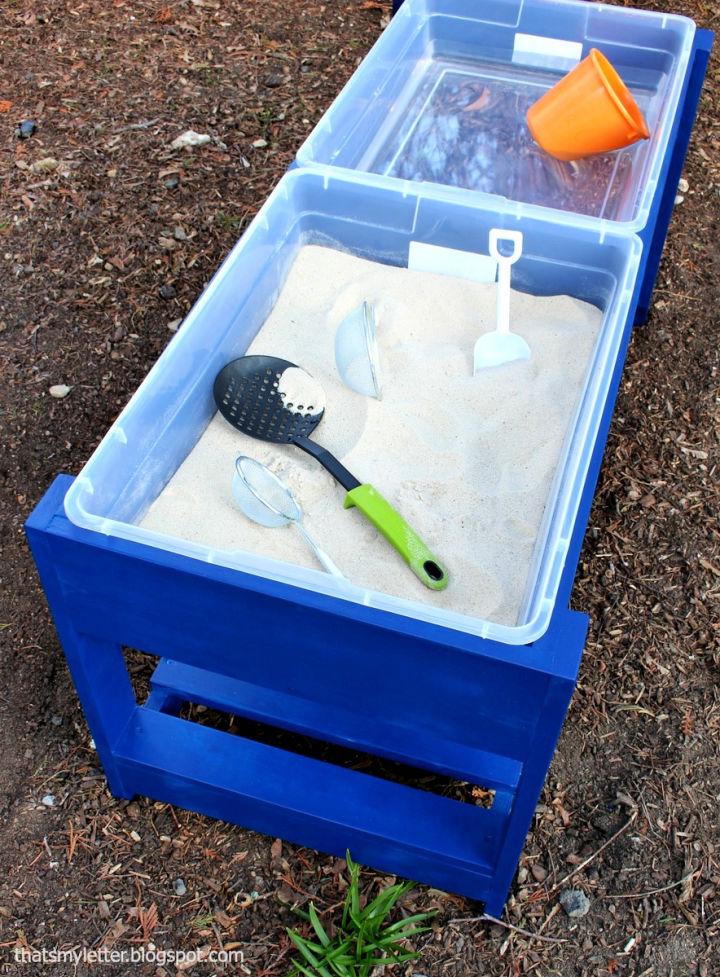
left=343, top=484, right=448, bottom=591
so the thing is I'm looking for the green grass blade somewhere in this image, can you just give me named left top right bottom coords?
left=384, top=911, right=437, bottom=932
left=287, top=929, right=334, bottom=977
left=309, top=904, right=331, bottom=948
left=388, top=909, right=436, bottom=925
left=287, top=959, right=317, bottom=977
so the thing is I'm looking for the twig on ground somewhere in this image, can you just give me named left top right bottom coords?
left=536, top=903, right=560, bottom=935
left=547, top=811, right=638, bottom=896
left=448, top=913, right=570, bottom=945
left=118, top=118, right=162, bottom=131
left=603, top=870, right=696, bottom=901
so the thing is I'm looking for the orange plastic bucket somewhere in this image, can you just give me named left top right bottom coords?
left=526, top=48, right=650, bottom=161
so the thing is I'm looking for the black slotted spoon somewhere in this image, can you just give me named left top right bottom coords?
left=213, top=355, right=448, bottom=591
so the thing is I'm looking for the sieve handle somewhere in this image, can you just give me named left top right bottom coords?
left=343, top=484, right=448, bottom=591
left=294, top=522, right=346, bottom=580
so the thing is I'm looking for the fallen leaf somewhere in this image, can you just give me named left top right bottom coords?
left=463, top=87, right=491, bottom=112
left=100, top=919, right=128, bottom=949
left=154, top=5, right=172, bottom=22
left=358, top=0, right=386, bottom=8
left=531, top=863, right=547, bottom=882
left=0, top=100, right=12, bottom=113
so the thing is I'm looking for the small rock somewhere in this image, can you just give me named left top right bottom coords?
left=678, top=177, right=689, bottom=193
left=164, top=175, right=180, bottom=190
left=49, top=384, right=72, bottom=399
left=16, top=120, right=37, bottom=139
left=252, top=138, right=267, bottom=148
left=170, top=130, right=211, bottom=150
left=239, top=154, right=250, bottom=169
left=159, top=284, right=176, bottom=300
left=173, top=225, right=187, bottom=241
left=559, top=888, right=591, bottom=918
left=41, top=794, right=56, bottom=807
left=173, top=878, right=187, bottom=896
left=167, top=318, right=182, bottom=333
left=29, top=157, right=58, bottom=174
left=674, top=194, right=685, bottom=205
left=106, top=168, right=117, bottom=178
left=158, top=236, right=176, bottom=250
left=50, top=714, right=63, bottom=726
left=264, top=73, right=283, bottom=88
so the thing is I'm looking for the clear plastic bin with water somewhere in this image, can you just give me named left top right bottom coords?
left=296, top=0, right=695, bottom=228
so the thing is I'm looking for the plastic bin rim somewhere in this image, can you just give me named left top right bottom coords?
left=406, top=0, right=697, bottom=30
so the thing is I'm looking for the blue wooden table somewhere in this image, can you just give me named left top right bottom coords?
left=25, top=25, right=712, bottom=917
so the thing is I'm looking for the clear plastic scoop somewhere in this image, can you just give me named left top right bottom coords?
left=232, top=455, right=346, bottom=579
left=334, top=300, right=382, bottom=399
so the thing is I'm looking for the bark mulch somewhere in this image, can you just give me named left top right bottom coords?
left=1, top=0, right=718, bottom=974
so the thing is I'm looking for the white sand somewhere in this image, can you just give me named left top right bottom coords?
left=140, top=245, right=602, bottom=627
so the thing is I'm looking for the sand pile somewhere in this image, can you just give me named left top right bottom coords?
left=141, top=245, right=601, bottom=627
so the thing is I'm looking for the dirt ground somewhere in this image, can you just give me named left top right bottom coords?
left=1, top=0, right=718, bottom=974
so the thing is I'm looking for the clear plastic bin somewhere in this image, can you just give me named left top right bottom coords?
left=64, top=169, right=640, bottom=645
left=296, top=0, right=695, bottom=228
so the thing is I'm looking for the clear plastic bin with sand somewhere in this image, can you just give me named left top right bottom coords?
left=140, top=245, right=602, bottom=629
left=63, top=169, right=641, bottom=646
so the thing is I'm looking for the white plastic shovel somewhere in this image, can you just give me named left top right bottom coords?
left=473, top=229, right=531, bottom=372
